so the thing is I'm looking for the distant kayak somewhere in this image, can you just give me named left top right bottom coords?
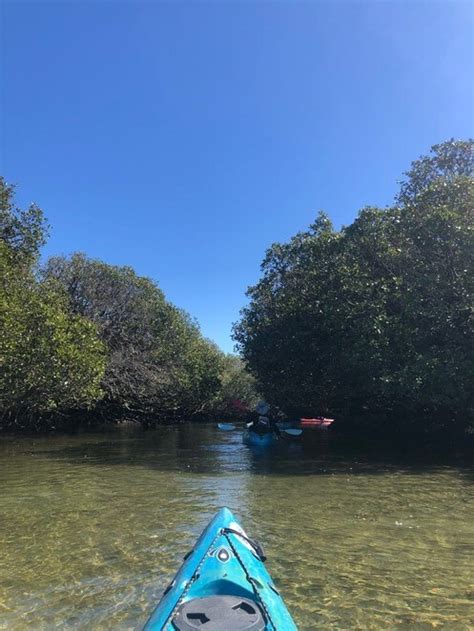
left=242, top=429, right=277, bottom=447
left=143, top=507, right=297, bottom=630
left=300, top=417, right=334, bottom=429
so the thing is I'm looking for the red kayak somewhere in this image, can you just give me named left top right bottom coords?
left=300, top=417, right=334, bottom=428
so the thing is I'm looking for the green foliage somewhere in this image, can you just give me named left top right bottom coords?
left=0, top=178, right=245, bottom=430
left=0, top=177, right=47, bottom=262
left=397, top=139, right=473, bottom=205
left=208, top=354, right=260, bottom=419
left=43, top=254, right=224, bottom=422
left=3, top=139, right=472, bottom=435
left=0, top=248, right=105, bottom=431
left=234, top=140, right=474, bottom=436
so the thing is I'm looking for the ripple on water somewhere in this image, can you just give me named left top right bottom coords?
left=0, top=426, right=473, bottom=630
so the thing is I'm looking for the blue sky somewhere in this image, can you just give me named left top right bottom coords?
left=2, top=1, right=473, bottom=352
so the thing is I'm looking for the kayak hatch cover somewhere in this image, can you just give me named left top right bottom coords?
left=143, top=507, right=298, bottom=630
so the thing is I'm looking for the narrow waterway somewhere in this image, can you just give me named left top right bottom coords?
left=1, top=425, right=473, bottom=629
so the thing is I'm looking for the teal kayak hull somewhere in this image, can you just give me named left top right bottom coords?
left=242, top=429, right=277, bottom=447
left=143, top=507, right=297, bottom=630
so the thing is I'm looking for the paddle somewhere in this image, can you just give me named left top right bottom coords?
left=282, top=428, right=303, bottom=437
left=217, top=423, right=236, bottom=431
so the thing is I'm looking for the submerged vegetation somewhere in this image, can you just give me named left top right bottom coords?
left=234, top=140, right=474, bottom=438
left=1, top=140, right=472, bottom=437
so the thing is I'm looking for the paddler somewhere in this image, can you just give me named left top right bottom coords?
left=247, top=401, right=281, bottom=437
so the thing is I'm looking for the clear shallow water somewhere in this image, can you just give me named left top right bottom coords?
left=0, top=425, right=473, bottom=630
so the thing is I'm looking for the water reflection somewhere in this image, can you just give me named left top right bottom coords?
left=11, top=424, right=473, bottom=478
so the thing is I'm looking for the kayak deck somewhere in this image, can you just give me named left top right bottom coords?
left=143, top=507, right=297, bottom=630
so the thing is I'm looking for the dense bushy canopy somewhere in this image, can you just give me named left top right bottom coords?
left=210, top=354, right=260, bottom=419
left=0, top=180, right=105, bottom=429
left=234, top=140, right=474, bottom=436
left=43, top=254, right=225, bottom=422
left=0, top=179, right=255, bottom=430
left=3, top=140, right=470, bottom=436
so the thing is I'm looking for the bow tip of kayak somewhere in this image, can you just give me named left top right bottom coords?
left=214, top=506, right=237, bottom=525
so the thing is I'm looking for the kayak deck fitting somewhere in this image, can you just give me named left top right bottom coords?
left=143, top=507, right=297, bottom=630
